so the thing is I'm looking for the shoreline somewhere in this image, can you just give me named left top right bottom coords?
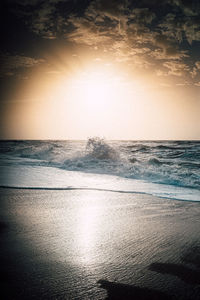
left=0, top=185, right=199, bottom=203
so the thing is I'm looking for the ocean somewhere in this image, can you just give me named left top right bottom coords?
left=0, top=138, right=199, bottom=202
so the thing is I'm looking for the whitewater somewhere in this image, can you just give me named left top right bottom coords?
left=0, top=138, right=199, bottom=201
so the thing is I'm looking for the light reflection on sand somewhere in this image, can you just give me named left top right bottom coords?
left=78, top=202, right=102, bottom=264
left=1, top=188, right=200, bottom=299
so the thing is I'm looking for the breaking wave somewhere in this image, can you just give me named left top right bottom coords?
left=0, top=138, right=200, bottom=191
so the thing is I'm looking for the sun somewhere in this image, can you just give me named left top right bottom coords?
left=53, top=66, right=128, bottom=137
left=76, top=69, right=117, bottom=113
left=26, top=64, right=150, bottom=139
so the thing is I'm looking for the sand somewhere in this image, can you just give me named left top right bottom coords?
left=0, top=188, right=200, bottom=299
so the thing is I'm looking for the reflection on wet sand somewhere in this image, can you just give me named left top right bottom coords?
left=1, top=189, right=200, bottom=299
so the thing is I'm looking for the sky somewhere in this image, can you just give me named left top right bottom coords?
left=0, top=0, right=200, bottom=140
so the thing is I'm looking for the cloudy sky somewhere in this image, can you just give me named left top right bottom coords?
left=0, top=0, right=200, bottom=139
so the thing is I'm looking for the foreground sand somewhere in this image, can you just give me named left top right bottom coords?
left=0, top=188, right=200, bottom=299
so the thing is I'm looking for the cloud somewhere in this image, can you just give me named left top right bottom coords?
left=8, top=0, right=200, bottom=45
left=129, top=8, right=156, bottom=25
left=26, top=2, right=62, bottom=39
left=63, top=0, right=200, bottom=84
left=7, top=0, right=69, bottom=39
left=86, top=0, right=129, bottom=20
left=190, top=60, right=200, bottom=78
left=163, top=61, right=189, bottom=76
left=152, top=34, right=188, bottom=59
left=172, top=0, right=200, bottom=16
left=159, top=11, right=200, bottom=45
left=68, top=10, right=154, bottom=69
left=67, top=16, right=113, bottom=46
left=195, top=61, right=200, bottom=69
left=2, top=0, right=200, bottom=84
left=0, top=53, right=45, bottom=76
left=67, top=4, right=187, bottom=66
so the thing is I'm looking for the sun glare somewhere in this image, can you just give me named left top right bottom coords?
left=9, top=64, right=164, bottom=139
left=47, top=66, right=135, bottom=138
left=75, top=69, right=118, bottom=113
left=31, top=65, right=151, bottom=139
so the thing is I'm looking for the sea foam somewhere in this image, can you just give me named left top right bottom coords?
left=0, top=138, right=199, bottom=201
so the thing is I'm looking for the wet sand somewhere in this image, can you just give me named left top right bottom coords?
left=0, top=188, right=200, bottom=299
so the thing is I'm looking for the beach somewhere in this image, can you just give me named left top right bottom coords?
left=1, top=0, right=200, bottom=298
left=0, top=188, right=200, bottom=299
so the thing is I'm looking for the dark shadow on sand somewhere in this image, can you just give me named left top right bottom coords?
left=0, top=221, right=8, bottom=234
left=0, top=221, right=14, bottom=299
left=149, top=262, right=200, bottom=285
left=98, top=279, right=172, bottom=300
left=0, top=269, right=13, bottom=285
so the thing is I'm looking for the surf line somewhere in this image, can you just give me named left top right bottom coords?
left=0, top=185, right=145, bottom=194
left=0, top=185, right=199, bottom=203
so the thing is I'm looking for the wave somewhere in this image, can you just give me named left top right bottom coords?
left=86, top=137, right=118, bottom=160
left=0, top=139, right=199, bottom=191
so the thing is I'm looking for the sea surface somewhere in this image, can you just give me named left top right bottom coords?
left=0, top=139, right=199, bottom=202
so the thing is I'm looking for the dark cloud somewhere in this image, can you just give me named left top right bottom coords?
left=159, top=12, right=200, bottom=45
left=0, top=0, right=200, bottom=84
left=87, top=0, right=129, bottom=20
left=129, top=8, right=156, bottom=24
left=152, top=34, right=188, bottom=59
left=173, top=0, right=200, bottom=16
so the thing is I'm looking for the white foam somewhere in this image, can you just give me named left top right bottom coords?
left=1, top=165, right=199, bottom=202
